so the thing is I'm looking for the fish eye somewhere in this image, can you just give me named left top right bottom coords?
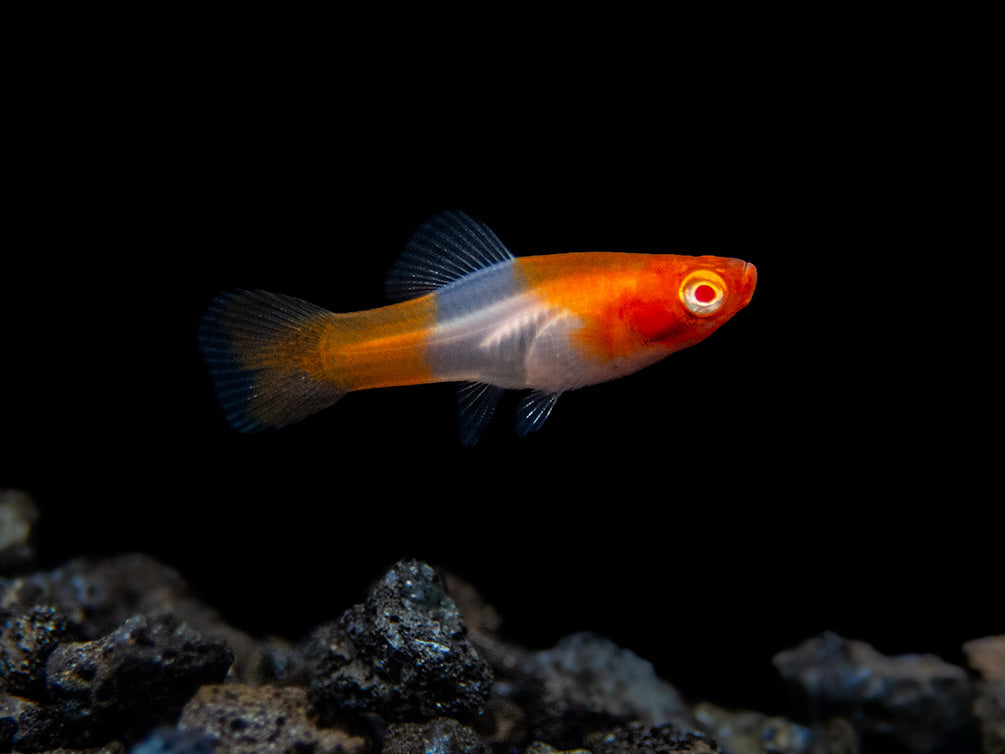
left=679, top=272, right=726, bottom=316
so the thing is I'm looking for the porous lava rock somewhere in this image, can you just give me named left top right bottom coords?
left=964, top=635, right=1005, bottom=754
left=381, top=716, right=488, bottom=754
left=518, top=631, right=696, bottom=748
left=0, top=605, right=77, bottom=697
left=0, top=552, right=290, bottom=687
left=45, top=612, right=233, bottom=746
left=178, top=683, right=367, bottom=754
left=1, top=494, right=999, bottom=753
left=0, top=491, right=39, bottom=572
left=772, top=631, right=979, bottom=754
left=582, top=721, right=722, bottom=753
left=303, top=558, right=494, bottom=724
left=694, top=701, right=859, bottom=754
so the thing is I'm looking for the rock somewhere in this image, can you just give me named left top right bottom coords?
left=1, top=605, right=77, bottom=697
left=4, top=502, right=996, bottom=754
left=444, top=570, right=527, bottom=672
left=0, top=691, right=63, bottom=752
left=694, top=701, right=858, bottom=754
left=305, top=558, right=493, bottom=723
left=964, top=635, right=1005, bottom=682
left=963, top=636, right=1005, bottom=754
left=178, top=683, right=367, bottom=754
left=131, top=726, right=218, bottom=753
left=809, top=717, right=861, bottom=754
left=47, top=744, right=128, bottom=753
left=582, top=721, right=722, bottom=753
left=444, top=571, right=537, bottom=751
left=0, top=553, right=194, bottom=640
left=0, top=552, right=287, bottom=686
left=772, top=631, right=979, bottom=754
left=520, top=631, right=695, bottom=748
left=523, top=743, right=592, bottom=754
left=0, top=490, right=39, bottom=572
left=473, top=688, right=528, bottom=753
left=45, top=612, right=233, bottom=746
left=381, top=717, right=488, bottom=754
left=972, top=677, right=1005, bottom=754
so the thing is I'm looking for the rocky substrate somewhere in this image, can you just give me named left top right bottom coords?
left=1, top=491, right=1002, bottom=754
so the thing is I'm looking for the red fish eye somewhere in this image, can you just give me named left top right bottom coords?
left=679, top=271, right=727, bottom=316
left=694, top=283, right=717, bottom=303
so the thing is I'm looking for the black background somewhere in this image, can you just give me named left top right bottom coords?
left=4, top=12, right=998, bottom=713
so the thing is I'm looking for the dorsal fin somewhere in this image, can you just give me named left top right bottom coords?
left=385, top=210, right=515, bottom=301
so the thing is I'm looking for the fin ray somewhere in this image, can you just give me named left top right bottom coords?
left=515, top=391, right=562, bottom=437
left=385, top=210, right=515, bottom=300
left=456, top=381, right=504, bottom=446
left=198, top=290, right=346, bottom=432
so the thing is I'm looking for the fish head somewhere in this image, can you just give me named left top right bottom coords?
left=635, top=255, right=757, bottom=352
left=678, top=256, right=756, bottom=320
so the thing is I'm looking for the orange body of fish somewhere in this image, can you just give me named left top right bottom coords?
left=199, top=211, right=757, bottom=444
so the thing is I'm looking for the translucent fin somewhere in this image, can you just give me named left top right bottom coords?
left=198, top=290, right=346, bottom=432
left=385, top=210, right=515, bottom=301
left=515, top=391, right=562, bottom=438
left=456, top=382, right=504, bottom=446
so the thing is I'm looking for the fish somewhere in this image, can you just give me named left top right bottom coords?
left=198, top=211, right=756, bottom=444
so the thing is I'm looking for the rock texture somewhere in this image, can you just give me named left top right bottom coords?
left=518, top=631, right=697, bottom=748
left=382, top=717, right=489, bottom=754
left=0, top=491, right=1000, bottom=753
left=0, top=492, right=39, bottom=572
left=583, top=721, right=721, bottom=753
left=302, top=558, right=493, bottom=724
left=964, top=635, right=1005, bottom=754
left=772, top=630, right=979, bottom=753
left=45, top=613, right=233, bottom=743
left=179, top=683, right=367, bottom=753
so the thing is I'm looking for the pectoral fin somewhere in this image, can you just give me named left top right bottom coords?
left=456, top=382, right=505, bottom=446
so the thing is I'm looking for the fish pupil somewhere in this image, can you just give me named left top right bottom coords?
left=694, top=284, right=716, bottom=303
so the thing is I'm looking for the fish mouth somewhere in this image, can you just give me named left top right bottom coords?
left=740, top=262, right=757, bottom=305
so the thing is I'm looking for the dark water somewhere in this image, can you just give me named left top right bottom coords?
left=5, top=54, right=996, bottom=714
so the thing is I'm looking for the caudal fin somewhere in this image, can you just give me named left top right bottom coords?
left=198, top=289, right=347, bottom=432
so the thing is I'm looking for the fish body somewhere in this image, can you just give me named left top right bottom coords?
left=199, top=211, right=756, bottom=443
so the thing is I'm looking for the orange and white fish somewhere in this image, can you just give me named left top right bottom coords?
left=199, top=211, right=756, bottom=444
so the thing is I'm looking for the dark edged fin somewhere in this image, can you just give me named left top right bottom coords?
left=456, top=381, right=505, bottom=446
left=515, top=391, right=562, bottom=438
left=198, top=290, right=346, bottom=432
left=385, top=210, right=515, bottom=301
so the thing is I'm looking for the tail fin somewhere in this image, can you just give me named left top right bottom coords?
left=198, top=290, right=347, bottom=432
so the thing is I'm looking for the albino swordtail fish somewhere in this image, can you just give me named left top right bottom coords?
left=199, top=211, right=757, bottom=444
